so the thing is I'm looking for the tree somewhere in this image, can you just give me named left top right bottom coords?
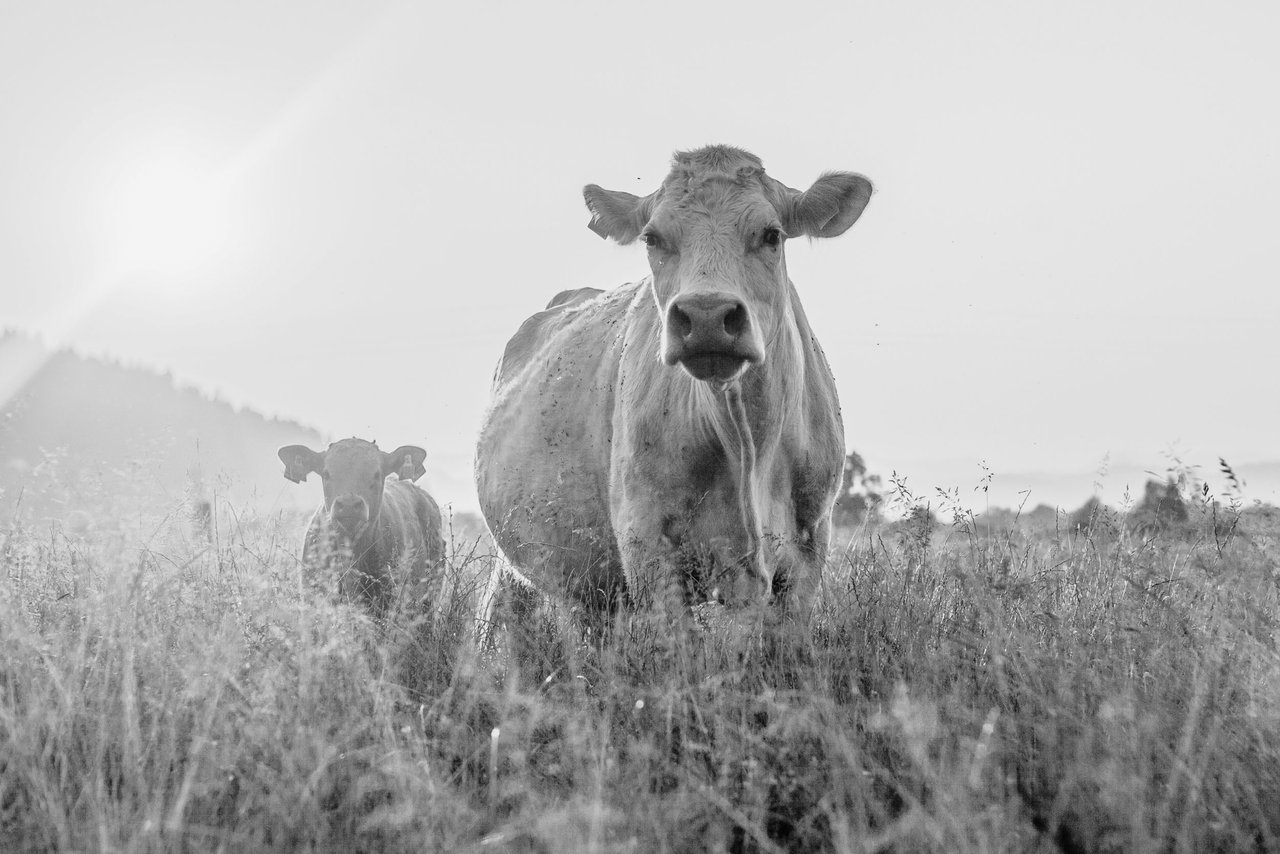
left=1128, top=478, right=1188, bottom=537
left=832, top=451, right=883, bottom=529
left=1068, top=495, right=1116, bottom=536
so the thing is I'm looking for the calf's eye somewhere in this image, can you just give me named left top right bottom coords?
left=762, top=227, right=782, bottom=248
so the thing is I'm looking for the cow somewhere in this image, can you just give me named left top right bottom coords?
left=475, top=145, right=872, bottom=622
left=278, top=438, right=446, bottom=621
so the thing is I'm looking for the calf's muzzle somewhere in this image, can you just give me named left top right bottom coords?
left=330, top=495, right=369, bottom=535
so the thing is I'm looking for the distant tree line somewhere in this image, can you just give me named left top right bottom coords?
left=1071, top=477, right=1189, bottom=538
left=830, top=445, right=1233, bottom=542
left=0, top=329, right=322, bottom=526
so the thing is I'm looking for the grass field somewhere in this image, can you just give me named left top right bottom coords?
left=1, top=489, right=1278, bottom=853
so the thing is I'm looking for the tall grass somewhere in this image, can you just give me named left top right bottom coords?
left=1, top=491, right=1277, bottom=852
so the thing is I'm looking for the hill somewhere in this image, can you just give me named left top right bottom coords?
left=0, top=330, right=322, bottom=526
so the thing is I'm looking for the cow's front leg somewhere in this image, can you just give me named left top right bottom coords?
left=614, top=490, right=756, bottom=616
left=616, top=519, right=689, bottom=618
left=760, top=528, right=823, bottom=622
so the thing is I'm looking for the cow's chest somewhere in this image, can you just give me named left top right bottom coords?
left=618, top=424, right=800, bottom=533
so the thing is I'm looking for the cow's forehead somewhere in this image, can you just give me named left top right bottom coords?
left=323, top=438, right=381, bottom=474
left=656, top=146, right=776, bottom=224
left=660, top=171, right=767, bottom=206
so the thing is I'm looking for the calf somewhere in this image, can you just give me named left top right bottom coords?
left=278, top=438, right=445, bottom=621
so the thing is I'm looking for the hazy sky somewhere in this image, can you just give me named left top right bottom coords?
left=2, top=1, right=1278, bottom=511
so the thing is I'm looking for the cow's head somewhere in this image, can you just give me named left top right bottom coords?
left=584, top=146, right=872, bottom=385
left=277, top=438, right=426, bottom=538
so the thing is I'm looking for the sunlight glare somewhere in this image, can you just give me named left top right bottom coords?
left=110, top=156, right=230, bottom=281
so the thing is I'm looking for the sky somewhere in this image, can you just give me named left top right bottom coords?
left=2, top=0, right=1278, bottom=513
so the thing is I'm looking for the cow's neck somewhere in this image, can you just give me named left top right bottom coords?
left=687, top=286, right=807, bottom=593
left=720, top=382, right=765, bottom=587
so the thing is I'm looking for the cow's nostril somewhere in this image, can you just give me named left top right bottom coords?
left=670, top=304, right=693, bottom=339
left=723, top=304, right=747, bottom=338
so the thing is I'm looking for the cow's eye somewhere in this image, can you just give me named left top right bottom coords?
left=640, top=230, right=660, bottom=250
left=761, top=227, right=783, bottom=248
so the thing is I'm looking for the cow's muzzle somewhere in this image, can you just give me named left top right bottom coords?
left=330, top=495, right=370, bottom=536
left=663, top=292, right=764, bottom=383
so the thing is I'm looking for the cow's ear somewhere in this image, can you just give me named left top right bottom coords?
left=583, top=185, right=656, bottom=245
left=382, top=445, right=427, bottom=481
left=278, top=445, right=323, bottom=484
left=773, top=172, right=873, bottom=239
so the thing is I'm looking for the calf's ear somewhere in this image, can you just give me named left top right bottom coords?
left=583, top=185, right=656, bottom=245
left=278, top=445, right=323, bottom=483
left=772, top=172, right=873, bottom=239
left=383, top=445, right=427, bottom=482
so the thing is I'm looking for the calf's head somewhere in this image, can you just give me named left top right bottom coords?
left=277, top=438, right=426, bottom=538
left=584, top=146, right=872, bottom=385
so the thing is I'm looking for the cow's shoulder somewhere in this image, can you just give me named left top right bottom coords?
left=546, top=287, right=604, bottom=310
left=386, top=478, right=443, bottom=534
left=376, top=480, right=427, bottom=563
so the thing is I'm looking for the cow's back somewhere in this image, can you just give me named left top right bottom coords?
left=380, top=477, right=445, bottom=578
left=476, top=284, right=632, bottom=608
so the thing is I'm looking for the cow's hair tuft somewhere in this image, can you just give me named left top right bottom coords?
left=671, top=145, right=762, bottom=173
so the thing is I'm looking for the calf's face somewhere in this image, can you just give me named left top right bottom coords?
left=278, top=439, right=427, bottom=539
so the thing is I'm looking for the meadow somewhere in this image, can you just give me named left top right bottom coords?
left=1, top=481, right=1278, bottom=853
